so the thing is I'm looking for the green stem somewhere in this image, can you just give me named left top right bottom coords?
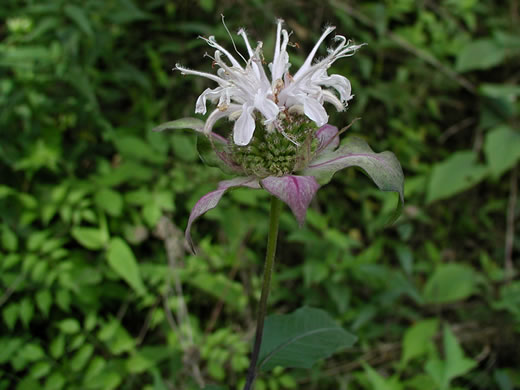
left=243, top=196, right=282, bottom=390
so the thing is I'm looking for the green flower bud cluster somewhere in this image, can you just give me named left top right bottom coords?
left=231, top=116, right=319, bottom=178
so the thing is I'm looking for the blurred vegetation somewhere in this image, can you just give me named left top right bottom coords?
left=1, top=0, right=519, bottom=389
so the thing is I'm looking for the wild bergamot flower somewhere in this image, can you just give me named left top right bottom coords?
left=175, top=19, right=364, bottom=146
left=159, top=19, right=404, bottom=249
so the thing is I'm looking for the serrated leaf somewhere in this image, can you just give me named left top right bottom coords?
left=106, top=238, right=146, bottom=295
left=152, top=117, right=204, bottom=132
left=456, top=39, right=506, bottom=72
left=258, top=307, right=357, bottom=371
left=484, top=126, right=520, bottom=178
left=423, top=264, right=477, bottom=304
left=427, top=151, right=488, bottom=203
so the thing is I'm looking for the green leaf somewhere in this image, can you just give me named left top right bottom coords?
left=64, top=5, right=93, bottom=36
left=456, top=39, right=506, bottom=72
left=106, top=238, right=146, bottom=295
left=425, top=325, right=477, bottom=389
left=484, top=126, right=520, bottom=178
left=1, top=224, right=18, bottom=251
left=257, top=307, right=357, bottom=371
left=95, top=188, right=124, bottom=217
left=152, top=117, right=204, bottom=132
left=202, top=386, right=229, bottom=390
left=35, top=290, right=52, bottom=317
left=423, top=264, right=477, bottom=304
left=363, top=362, right=403, bottom=390
left=59, top=318, right=81, bottom=334
left=3, top=303, right=18, bottom=331
left=19, top=298, right=34, bottom=328
left=304, top=136, right=404, bottom=223
left=113, top=135, right=166, bottom=164
left=426, top=151, right=488, bottom=203
left=70, top=344, right=94, bottom=371
left=71, top=227, right=108, bottom=250
left=401, top=318, right=439, bottom=366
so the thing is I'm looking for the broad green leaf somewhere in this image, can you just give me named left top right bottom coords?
left=456, top=39, right=506, bottom=72
left=106, top=238, right=146, bottom=295
left=426, top=151, right=487, bottom=203
left=401, top=318, right=439, bottom=366
left=59, top=318, right=81, bottom=334
left=423, top=264, right=477, bottom=304
left=3, top=303, right=18, bottom=331
left=1, top=224, right=18, bottom=251
left=0, top=338, right=23, bottom=364
left=113, top=135, right=166, bottom=164
left=303, top=136, right=404, bottom=223
left=152, top=117, right=204, bottom=132
left=95, top=189, right=124, bottom=217
left=257, top=307, right=357, bottom=371
left=64, top=5, right=93, bottom=36
left=71, top=227, right=108, bottom=250
left=70, top=344, right=94, bottom=371
left=484, top=126, right=520, bottom=178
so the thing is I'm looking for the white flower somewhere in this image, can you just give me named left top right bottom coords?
left=175, top=19, right=364, bottom=146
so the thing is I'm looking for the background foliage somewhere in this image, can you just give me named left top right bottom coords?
left=1, top=0, right=519, bottom=389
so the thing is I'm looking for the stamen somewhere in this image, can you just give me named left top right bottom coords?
left=221, top=14, right=248, bottom=64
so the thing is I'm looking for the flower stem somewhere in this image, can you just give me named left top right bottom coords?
left=243, top=196, right=282, bottom=390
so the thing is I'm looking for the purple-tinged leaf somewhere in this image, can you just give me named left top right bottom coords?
left=315, top=124, right=340, bottom=154
left=261, top=175, right=319, bottom=226
left=304, top=136, right=404, bottom=222
left=185, top=177, right=260, bottom=251
left=152, top=117, right=205, bottom=132
left=196, top=133, right=242, bottom=175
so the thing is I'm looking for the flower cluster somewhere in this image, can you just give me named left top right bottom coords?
left=166, top=20, right=404, bottom=249
left=175, top=19, right=364, bottom=146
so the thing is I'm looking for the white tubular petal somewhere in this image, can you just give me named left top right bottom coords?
left=203, top=108, right=228, bottom=134
left=195, top=87, right=223, bottom=114
left=200, top=36, right=243, bottom=69
left=320, top=74, right=352, bottom=102
left=322, top=90, right=345, bottom=111
left=303, top=96, right=328, bottom=126
left=238, top=28, right=255, bottom=57
left=274, top=19, right=283, bottom=64
left=254, top=92, right=279, bottom=122
left=233, top=105, right=256, bottom=145
left=270, top=29, right=290, bottom=82
left=294, top=26, right=336, bottom=80
left=175, top=64, right=227, bottom=86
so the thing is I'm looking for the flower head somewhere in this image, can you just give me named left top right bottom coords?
left=160, top=20, right=403, bottom=251
left=175, top=19, right=365, bottom=146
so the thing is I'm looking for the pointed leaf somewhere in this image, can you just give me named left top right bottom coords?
left=484, top=126, right=520, bottom=178
left=152, top=117, right=204, bottom=132
left=443, top=325, right=477, bottom=381
left=423, top=264, right=477, bottom=304
left=304, top=136, right=404, bottom=222
left=456, top=39, right=506, bottom=72
left=258, top=307, right=357, bottom=371
left=106, top=238, right=146, bottom=295
left=427, top=151, right=488, bottom=203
